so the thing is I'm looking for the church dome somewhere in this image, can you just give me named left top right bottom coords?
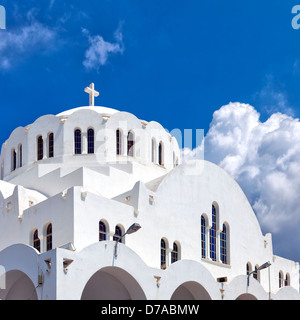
left=56, top=106, right=120, bottom=117
left=0, top=84, right=181, bottom=197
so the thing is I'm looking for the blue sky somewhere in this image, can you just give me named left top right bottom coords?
left=1, top=0, right=300, bottom=262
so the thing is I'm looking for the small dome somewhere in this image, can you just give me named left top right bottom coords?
left=56, top=106, right=120, bottom=117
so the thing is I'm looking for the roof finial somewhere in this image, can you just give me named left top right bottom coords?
left=84, top=83, right=99, bottom=106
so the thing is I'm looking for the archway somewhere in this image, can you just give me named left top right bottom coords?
left=171, top=281, right=211, bottom=300
left=236, top=293, right=257, bottom=300
left=0, top=270, right=37, bottom=300
left=81, top=266, right=146, bottom=300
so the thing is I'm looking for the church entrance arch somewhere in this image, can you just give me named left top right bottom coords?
left=0, top=270, right=37, bottom=300
left=81, top=266, right=146, bottom=300
left=236, top=293, right=257, bottom=300
left=171, top=281, right=211, bottom=300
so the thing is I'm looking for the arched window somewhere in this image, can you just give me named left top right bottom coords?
left=46, top=223, right=52, bottom=251
left=37, top=135, right=43, bottom=160
left=279, top=271, right=284, bottom=288
left=127, top=131, right=134, bottom=157
left=18, top=144, right=22, bottom=167
left=160, top=238, right=167, bottom=269
left=220, top=223, right=227, bottom=264
left=74, top=129, right=82, bottom=155
left=87, top=128, right=94, bottom=154
left=246, top=262, right=252, bottom=275
left=113, top=225, right=123, bottom=243
left=99, top=221, right=107, bottom=241
left=152, top=138, right=156, bottom=163
left=171, top=242, right=179, bottom=263
left=48, top=132, right=54, bottom=158
left=11, top=148, right=16, bottom=171
left=201, top=215, right=206, bottom=259
left=116, top=129, right=122, bottom=155
left=210, top=205, right=217, bottom=261
left=158, top=141, right=163, bottom=166
left=33, top=229, right=40, bottom=252
left=253, top=265, right=259, bottom=282
left=285, top=273, right=290, bottom=286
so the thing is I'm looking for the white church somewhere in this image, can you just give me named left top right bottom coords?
left=0, top=83, right=299, bottom=300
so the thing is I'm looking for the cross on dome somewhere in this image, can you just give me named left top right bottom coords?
left=84, top=83, right=99, bottom=106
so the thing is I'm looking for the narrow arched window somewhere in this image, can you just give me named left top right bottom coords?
left=152, top=138, right=156, bottom=163
left=220, top=224, right=227, bottom=264
left=127, top=131, right=134, bottom=157
left=46, top=223, right=52, bottom=251
left=201, top=215, right=206, bottom=259
left=246, top=262, right=252, bottom=275
left=285, top=273, right=290, bottom=286
left=74, top=129, right=82, bottom=155
left=99, top=221, right=107, bottom=241
left=18, top=144, right=22, bottom=167
left=253, top=265, right=259, bottom=282
left=37, top=135, right=43, bottom=160
left=171, top=242, right=179, bottom=263
left=33, top=229, right=40, bottom=252
left=48, top=132, right=54, bottom=158
left=87, top=128, right=94, bottom=154
left=113, top=225, right=123, bottom=243
left=279, top=271, right=284, bottom=288
left=210, top=205, right=217, bottom=261
left=116, top=129, right=122, bottom=155
left=11, top=148, right=16, bottom=171
left=160, top=238, right=167, bottom=269
left=158, top=141, right=163, bottom=166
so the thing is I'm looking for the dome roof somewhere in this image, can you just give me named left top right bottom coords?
left=56, top=106, right=120, bottom=117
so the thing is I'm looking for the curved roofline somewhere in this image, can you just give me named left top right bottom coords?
left=56, top=106, right=120, bottom=117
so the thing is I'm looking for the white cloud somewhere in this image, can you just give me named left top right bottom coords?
left=0, top=19, right=56, bottom=69
left=82, top=26, right=124, bottom=71
left=184, top=102, right=300, bottom=261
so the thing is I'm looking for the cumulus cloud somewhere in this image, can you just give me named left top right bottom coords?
left=82, top=25, right=124, bottom=71
left=0, top=19, right=56, bottom=69
left=184, top=102, right=300, bottom=261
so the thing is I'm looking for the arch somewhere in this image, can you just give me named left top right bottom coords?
left=210, top=204, right=217, bottom=261
left=158, top=141, right=164, bottom=166
left=81, top=266, right=147, bottom=300
left=201, top=214, right=207, bottom=259
left=171, top=281, right=211, bottom=300
left=48, top=132, right=54, bottom=158
left=11, top=148, right=16, bottom=171
left=220, top=222, right=229, bottom=264
left=18, top=143, right=22, bottom=167
left=74, top=128, right=82, bottom=155
left=99, top=220, right=109, bottom=241
left=37, top=135, right=43, bottom=160
left=127, top=131, right=134, bottom=157
left=46, top=223, right=52, bottom=251
left=159, top=260, right=220, bottom=300
left=0, top=270, right=38, bottom=300
left=171, top=241, right=180, bottom=263
left=33, top=229, right=40, bottom=252
left=87, top=128, right=94, bottom=154
left=113, top=225, right=124, bottom=243
left=116, top=129, right=122, bottom=155
left=246, top=262, right=252, bottom=275
left=225, top=275, right=268, bottom=300
left=236, top=293, right=257, bottom=300
left=152, top=138, right=157, bottom=163
left=160, top=237, right=168, bottom=269
left=285, top=273, right=290, bottom=286
left=279, top=270, right=284, bottom=288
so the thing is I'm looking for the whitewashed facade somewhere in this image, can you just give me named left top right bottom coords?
left=0, top=101, right=298, bottom=300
